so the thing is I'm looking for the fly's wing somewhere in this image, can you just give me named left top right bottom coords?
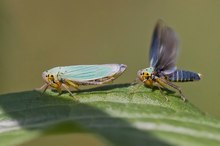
left=149, top=20, right=178, bottom=74
left=60, top=64, right=126, bottom=82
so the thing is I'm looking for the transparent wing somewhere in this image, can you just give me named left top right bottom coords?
left=59, top=64, right=126, bottom=81
left=149, top=20, right=178, bottom=74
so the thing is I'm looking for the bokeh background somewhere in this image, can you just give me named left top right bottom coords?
left=1, top=0, right=220, bottom=118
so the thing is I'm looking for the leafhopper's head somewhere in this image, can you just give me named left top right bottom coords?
left=42, top=70, right=62, bottom=89
left=42, top=71, right=56, bottom=84
left=42, top=70, right=59, bottom=85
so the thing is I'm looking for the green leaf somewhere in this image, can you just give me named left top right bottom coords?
left=0, top=84, right=220, bottom=146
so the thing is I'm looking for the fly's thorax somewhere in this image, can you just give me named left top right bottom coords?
left=137, top=67, right=155, bottom=82
left=137, top=67, right=155, bottom=87
left=42, top=71, right=61, bottom=88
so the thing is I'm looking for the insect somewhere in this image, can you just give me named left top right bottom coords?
left=137, top=20, right=201, bottom=101
left=40, top=64, right=127, bottom=96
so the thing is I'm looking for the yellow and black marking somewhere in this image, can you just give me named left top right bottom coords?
left=42, top=73, right=79, bottom=96
left=140, top=72, right=153, bottom=88
left=45, top=74, right=62, bottom=90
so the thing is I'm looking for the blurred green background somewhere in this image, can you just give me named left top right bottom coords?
left=0, top=0, right=220, bottom=118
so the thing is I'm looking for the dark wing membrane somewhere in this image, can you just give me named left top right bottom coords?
left=149, top=20, right=178, bottom=74
left=149, top=20, right=162, bottom=67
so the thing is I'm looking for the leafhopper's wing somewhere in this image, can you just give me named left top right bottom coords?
left=59, top=64, right=126, bottom=84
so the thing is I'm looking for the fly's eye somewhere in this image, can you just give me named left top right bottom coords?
left=143, top=73, right=148, bottom=76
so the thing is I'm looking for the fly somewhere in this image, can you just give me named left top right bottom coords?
left=137, top=20, right=201, bottom=101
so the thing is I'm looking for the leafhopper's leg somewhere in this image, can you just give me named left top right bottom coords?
left=35, top=83, right=48, bottom=91
left=42, top=84, right=49, bottom=94
left=61, top=84, right=76, bottom=97
left=37, top=83, right=48, bottom=90
left=56, top=87, right=62, bottom=95
left=36, top=83, right=49, bottom=95
left=65, top=80, right=80, bottom=91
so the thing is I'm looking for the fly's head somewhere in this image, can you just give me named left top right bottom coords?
left=42, top=71, right=61, bottom=88
left=137, top=67, right=154, bottom=87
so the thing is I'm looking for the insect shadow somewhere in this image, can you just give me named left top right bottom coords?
left=129, top=83, right=180, bottom=100
left=0, top=90, right=172, bottom=146
left=143, top=84, right=184, bottom=100
left=150, top=85, right=176, bottom=95
left=52, top=83, right=132, bottom=95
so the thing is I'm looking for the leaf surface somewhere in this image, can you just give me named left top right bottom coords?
left=0, top=84, right=220, bottom=146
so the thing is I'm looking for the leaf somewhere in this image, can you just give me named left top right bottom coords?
left=0, top=84, right=220, bottom=146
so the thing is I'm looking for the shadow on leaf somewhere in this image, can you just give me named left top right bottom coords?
left=0, top=84, right=173, bottom=146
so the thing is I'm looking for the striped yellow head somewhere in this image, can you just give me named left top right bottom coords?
left=42, top=71, right=61, bottom=88
left=137, top=67, right=154, bottom=87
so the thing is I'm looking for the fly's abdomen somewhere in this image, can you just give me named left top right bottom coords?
left=167, top=70, right=201, bottom=82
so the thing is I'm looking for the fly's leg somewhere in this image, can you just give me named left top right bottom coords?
left=130, top=77, right=153, bottom=94
left=129, top=84, right=142, bottom=94
left=157, top=85, right=169, bottom=101
left=131, top=77, right=140, bottom=85
left=154, top=78, right=170, bottom=101
left=168, top=84, right=186, bottom=102
left=179, top=89, right=186, bottom=102
left=130, top=78, right=154, bottom=96
left=162, top=80, right=186, bottom=101
left=156, top=78, right=186, bottom=101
